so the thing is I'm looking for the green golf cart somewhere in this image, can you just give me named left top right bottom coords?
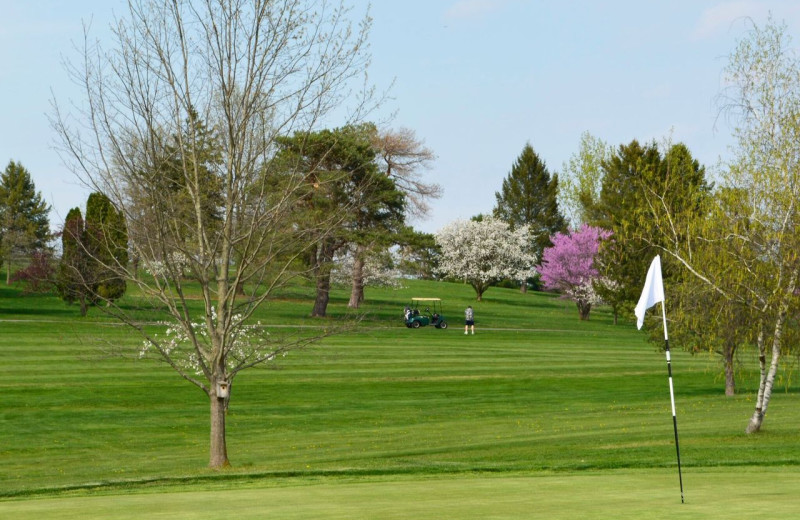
left=404, top=298, right=448, bottom=329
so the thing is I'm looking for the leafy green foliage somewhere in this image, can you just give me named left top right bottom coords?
left=57, top=207, right=91, bottom=314
left=558, top=131, right=612, bottom=228
left=273, top=124, right=406, bottom=316
left=588, top=140, right=711, bottom=319
left=0, top=160, right=50, bottom=283
left=160, top=108, right=224, bottom=240
left=86, top=192, right=129, bottom=302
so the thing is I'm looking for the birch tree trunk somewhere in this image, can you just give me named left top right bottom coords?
left=745, top=267, right=797, bottom=433
left=746, top=289, right=791, bottom=433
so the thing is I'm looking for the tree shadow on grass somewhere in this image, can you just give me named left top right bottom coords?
left=0, top=285, right=81, bottom=318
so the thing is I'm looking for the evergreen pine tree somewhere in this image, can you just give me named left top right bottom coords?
left=588, top=140, right=710, bottom=316
left=85, top=193, right=128, bottom=302
left=493, top=143, right=566, bottom=291
left=494, top=143, right=566, bottom=254
left=0, top=160, right=50, bottom=283
left=57, top=207, right=92, bottom=315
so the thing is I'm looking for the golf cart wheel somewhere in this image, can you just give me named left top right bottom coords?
left=412, top=320, right=421, bottom=329
left=438, top=321, right=448, bottom=329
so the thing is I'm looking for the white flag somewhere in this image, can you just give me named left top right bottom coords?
left=635, top=255, right=664, bottom=330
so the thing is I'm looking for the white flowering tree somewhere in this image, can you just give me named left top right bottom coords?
left=331, top=246, right=405, bottom=291
left=435, top=217, right=537, bottom=301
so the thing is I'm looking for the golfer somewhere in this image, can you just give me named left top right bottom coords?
left=464, top=305, right=475, bottom=335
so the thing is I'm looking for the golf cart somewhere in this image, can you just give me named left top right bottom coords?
left=404, top=298, right=448, bottom=329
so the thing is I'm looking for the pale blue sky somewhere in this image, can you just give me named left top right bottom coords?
left=3, top=1, right=800, bottom=234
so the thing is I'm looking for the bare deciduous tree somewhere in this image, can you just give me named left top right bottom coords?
left=370, top=127, right=439, bottom=219
left=51, top=0, right=377, bottom=468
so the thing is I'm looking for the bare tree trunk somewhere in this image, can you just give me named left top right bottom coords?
left=348, top=245, right=365, bottom=309
left=723, top=339, right=736, bottom=397
left=312, top=241, right=338, bottom=317
left=131, top=254, right=140, bottom=281
left=313, top=273, right=331, bottom=317
left=746, top=329, right=768, bottom=433
left=577, top=301, right=591, bottom=320
left=209, top=391, right=229, bottom=469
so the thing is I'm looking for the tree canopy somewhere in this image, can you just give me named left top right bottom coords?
left=435, top=216, right=537, bottom=301
left=586, top=140, right=710, bottom=319
left=273, top=124, right=406, bottom=316
left=538, top=224, right=612, bottom=320
left=646, top=19, right=800, bottom=433
left=57, top=207, right=91, bottom=315
left=493, top=143, right=566, bottom=258
left=85, top=192, right=128, bottom=302
left=558, top=132, right=612, bottom=228
left=0, top=160, right=50, bottom=284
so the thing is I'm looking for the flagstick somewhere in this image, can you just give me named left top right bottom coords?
left=661, top=299, right=685, bottom=504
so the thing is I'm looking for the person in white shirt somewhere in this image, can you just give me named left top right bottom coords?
left=464, top=306, right=474, bottom=335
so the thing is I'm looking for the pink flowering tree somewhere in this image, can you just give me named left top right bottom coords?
left=538, top=224, right=612, bottom=320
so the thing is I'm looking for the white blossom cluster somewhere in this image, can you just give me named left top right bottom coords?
left=591, top=276, right=621, bottom=305
left=140, top=307, right=273, bottom=375
left=143, top=251, right=192, bottom=278
left=330, top=248, right=405, bottom=289
left=434, top=217, right=538, bottom=284
left=565, top=279, right=603, bottom=306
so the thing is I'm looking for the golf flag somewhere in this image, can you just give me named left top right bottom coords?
left=635, top=254, right=685, bottom=503
left=635, top=255, right=664, bottom=329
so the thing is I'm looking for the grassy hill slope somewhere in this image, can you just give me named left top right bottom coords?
left=2, top=278, right=800, bottom=517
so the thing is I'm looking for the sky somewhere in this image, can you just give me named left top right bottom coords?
left=3, top=0, right=800, bottom=234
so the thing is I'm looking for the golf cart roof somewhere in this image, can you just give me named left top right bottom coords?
left=411, top=298, right=441, bottom=301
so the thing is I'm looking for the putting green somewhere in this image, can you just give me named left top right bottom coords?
left=1, top=468, right=798, bottom=519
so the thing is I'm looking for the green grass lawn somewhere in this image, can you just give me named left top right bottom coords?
left=2, top=278, right=800, bottom=517
left=4, top=469, right=800, bottom=519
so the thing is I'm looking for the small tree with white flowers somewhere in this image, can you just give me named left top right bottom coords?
left=435, top=217, right=537, bottom=301
left=51, top=0, right=376, bottom=469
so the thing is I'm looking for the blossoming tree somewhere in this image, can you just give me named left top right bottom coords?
left=538, top=224, right=612, bottom=320
left=52, top=0, right=375, bottom=469
left=435, top=217, right=537, bottom=301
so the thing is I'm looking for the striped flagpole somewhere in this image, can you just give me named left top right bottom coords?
left=660, top=298, right=684, bottom=504
left=636, top=255, right=684, bottom=503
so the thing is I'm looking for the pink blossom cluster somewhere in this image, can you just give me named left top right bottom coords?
left=538, top=224, right=612, bottom=294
